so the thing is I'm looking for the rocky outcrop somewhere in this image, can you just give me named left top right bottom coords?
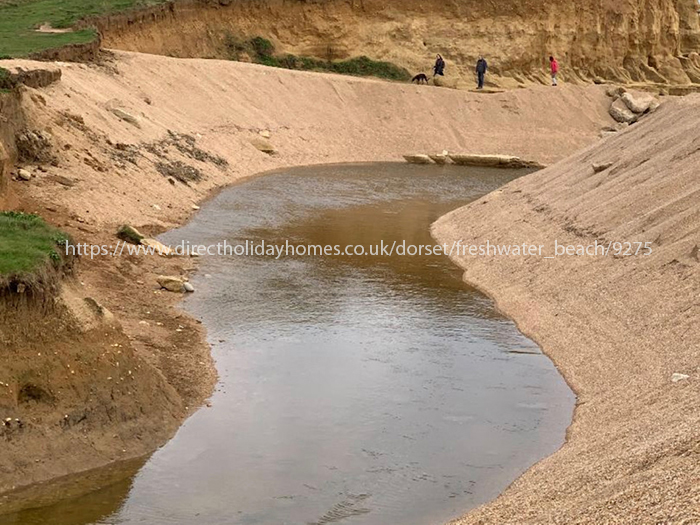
left=449, top=154, right=545, bottom=169
left=92, top=0, right=700, bottom=85
left=607, top=90, right=661, bottom=123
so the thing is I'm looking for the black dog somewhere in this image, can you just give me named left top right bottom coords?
left=411, top=73, right=429, bottom=84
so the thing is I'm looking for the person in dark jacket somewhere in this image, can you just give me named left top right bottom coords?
left=433, top=54, right=445, bottom=76
left=476, top=56, right=487, bottom=89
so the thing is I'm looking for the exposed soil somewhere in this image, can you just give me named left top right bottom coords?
left=92, top=0, right=700, bottom=87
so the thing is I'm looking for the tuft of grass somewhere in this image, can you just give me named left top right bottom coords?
left=224, top=34, right=411, bottom=81
left=0, top=66, right=16, bottom=90
left=116, top=224, right=144, bottom=245
left=0, top=0, right=167, bottom=57
left=0, top=211, right=71, bottom=280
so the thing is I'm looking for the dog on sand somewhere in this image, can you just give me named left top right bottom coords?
left=411, top=73, right=429, bottom=84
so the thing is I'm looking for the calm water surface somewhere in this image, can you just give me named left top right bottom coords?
left=8, top=163, right=574, bottom=525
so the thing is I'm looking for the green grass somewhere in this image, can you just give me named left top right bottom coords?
left=225, top=35, right=412, bottom=81
left=0, top=0, right=166, bottom=57
left=0, top=211, right=70, bottom=277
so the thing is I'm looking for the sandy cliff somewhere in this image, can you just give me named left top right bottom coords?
left=433, top=95, right=700, bottom=523
left=94, top=0, right=700, bottom=86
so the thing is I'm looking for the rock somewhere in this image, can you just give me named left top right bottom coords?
left=167, top=176, right=177, bottom=185
left=428, top=153, right=451, bottom=165
left=141, top=238, right=174, bottom=257
left=403, top=154, right=433, bottom=165
left=111, top=108, right=141, bottom=128
left=449, top=154, right=543, bottom=169
left=191, top=204, right=200, bottom=210
left=671, top=373, right=689, bottom=383
left=592, top=162, right=614, bottom=173
left=259, top=130, right=271, bottom=138
left=156, top=275, right=185, bottom=293
left=16, top=168, right=32, bottom=181
left=117, top=224, right=144, bottom=244
left=250, top=137, right=275, bottom=154
left=183, top=282, right=195, bottom=293
left=609, top=98, right=637, bottom=123
left=15, top=129, right=54, bottom=163
left=54, top=175, right=76, bottom=187
left=605, top=85, right=626, bottom=99
left=620, top=92, right=659, bottom=114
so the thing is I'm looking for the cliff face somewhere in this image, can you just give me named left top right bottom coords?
left=0, top=90, right=23, bottom=209
left=95, top=0, right=700, bottom=85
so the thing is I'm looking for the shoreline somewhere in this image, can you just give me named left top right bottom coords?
left=0, top=52, right=615, bottom=515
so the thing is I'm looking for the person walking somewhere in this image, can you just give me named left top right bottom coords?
left=433, top=54, right=445, bottom=76
left=550, top=56, right=559, bottom=86
left=475, top=56, right=487, bottom=90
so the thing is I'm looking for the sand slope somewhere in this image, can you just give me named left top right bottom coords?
left=433, top=95, right=700, bottom=523
left=0, top=52, right=616, bottom=511
left=3, top=51, right=613, bottom=229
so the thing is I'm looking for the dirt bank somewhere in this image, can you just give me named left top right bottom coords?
left=94, top=0, right=700, bottom=86
left=0, top=51, right=614, bottom=512
left=433, top=95, right=700, bottom=522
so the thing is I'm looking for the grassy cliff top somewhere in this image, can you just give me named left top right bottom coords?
left=0, top=0, right=166, bottom=57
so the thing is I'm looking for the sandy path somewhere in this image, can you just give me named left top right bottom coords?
left=433, top=95, right=700, bottom=523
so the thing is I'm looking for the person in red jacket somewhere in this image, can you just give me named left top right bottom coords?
left=550, top=56, right=559, bottom=86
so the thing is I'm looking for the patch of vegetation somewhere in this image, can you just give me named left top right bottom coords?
left=0, top=66, right=17, bottom=91
left=224, top=34, right=411, bottom=81
left=116, top=224, right=144, bottom=245
left=0, top=211, right=73, bottom=292
left=0, top=0, right=167, bottom=57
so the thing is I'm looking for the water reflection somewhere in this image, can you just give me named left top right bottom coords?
left=3, top=163, right=573, bottom=525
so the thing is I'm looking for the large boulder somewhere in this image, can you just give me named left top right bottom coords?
left=621, top=92, right=659, bottom=114
left=609, top=98, right=637, bottom=123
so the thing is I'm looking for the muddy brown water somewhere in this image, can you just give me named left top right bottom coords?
left=6, top=163, right=574, bottom=525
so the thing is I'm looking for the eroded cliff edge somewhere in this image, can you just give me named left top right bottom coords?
left=94, top=0, right=700, bottom=86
